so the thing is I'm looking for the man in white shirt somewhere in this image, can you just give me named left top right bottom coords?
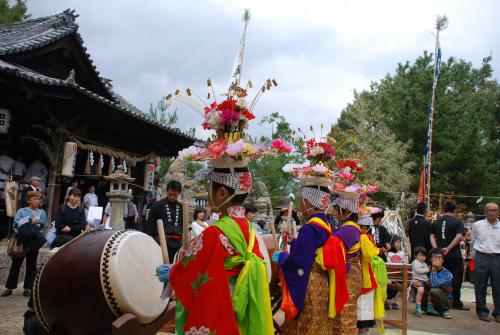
left=472, top=202, right=500, bottom=322
left=83, top=185, right=99, bottom=218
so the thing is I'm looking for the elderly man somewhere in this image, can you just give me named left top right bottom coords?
left=472, top=202, right=500, bottom=322
left=21, top=176, right=44, bottom=208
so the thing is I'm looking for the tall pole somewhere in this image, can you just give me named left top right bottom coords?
left=425, top=15, right=448, bottom=207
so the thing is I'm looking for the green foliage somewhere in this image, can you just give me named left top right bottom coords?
left=330, top=90, right=415, bottom=208
left=250, top=112, right=305, bottom=206
left=340, top=51, right=499, bottom=206
left=0, top=0, right=29, bottom=24
left=148, top=98, right=178, bottom=127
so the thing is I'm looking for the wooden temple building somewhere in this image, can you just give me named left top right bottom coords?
left=0, top=9, right=194, bottom=232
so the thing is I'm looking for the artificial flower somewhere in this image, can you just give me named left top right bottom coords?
left=311, top=165, right=328, bottom=173
left=271, top=138, right=292, bottom=153
left=226, top=139, right=247, bottom=156
left=206, top=138, right=227, bottom=158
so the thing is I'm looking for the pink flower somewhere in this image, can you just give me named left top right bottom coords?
left=207, top=139, right=227, bottom=158
left=220, top=109, right=240, bottom=126
left=338, top=170, right=354, bottom=181
left=226, top=139, right=247, bottom=156
left=367, top=185, right=380, bottom=193
left=271, top=139, right=292, bottom=153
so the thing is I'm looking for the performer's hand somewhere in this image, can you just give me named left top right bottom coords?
left=62, top=226, right=71, bottom=233
left=271, top=251, right=281, bottom=264
left=156, top=265, right=171, bottom=283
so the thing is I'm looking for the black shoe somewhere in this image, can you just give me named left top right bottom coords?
left=1, top=289, right=12, bottom=297
left=452, top=305, right=470, bottom=311
left=23, top=289, right=30, bottom=297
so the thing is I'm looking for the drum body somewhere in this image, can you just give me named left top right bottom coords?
left=33, top=230, right=167, bottom=335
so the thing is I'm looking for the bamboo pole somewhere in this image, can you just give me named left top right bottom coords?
left=425, top=16, right=448, bottom=207
left=156, top=219, right=170, bottom=264
left=268, top=215, right=280, bottom=251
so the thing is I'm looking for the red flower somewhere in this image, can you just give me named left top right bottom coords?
left=241, top=109, right=255, bottom=121
left=271, top=139, right=292, bottom=153
left=204, top=102, right=218, bottom=115
left=202, top=121, right=211, bottom=130
left=238, top=172, right=253, bottom=193
left=216, top=99, right=238, bottom=112
left=207, top=138, right=227, bottom=158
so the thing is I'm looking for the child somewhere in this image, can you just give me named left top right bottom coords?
left=424, top=248, right=453, bottom=319
left=412, top=247, right=429, bottom=315
left=385, top=235, right=406, bottom=309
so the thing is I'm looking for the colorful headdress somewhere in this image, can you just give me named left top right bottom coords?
left=283, top=137, right=336, bottom=210
left=332, top=158, right=379, bottom=213
left=171, top=11, right=291, bottom=209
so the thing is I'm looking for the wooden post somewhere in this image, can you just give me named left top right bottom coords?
left=402, top=263, right=408, bottom=335
left=182, top=200, right=189, bottom=248
left=156, top=219, right=170, bottom=264
left=287, top=201, right=297, bottom=238
left=268, top=215, right=280, bottom=251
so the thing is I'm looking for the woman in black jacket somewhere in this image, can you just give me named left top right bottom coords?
left=51, top=188, right=87, bottom=249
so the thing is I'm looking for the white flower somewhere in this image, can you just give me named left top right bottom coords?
left=309, top=145, right=324, bottom=155
left=282, top=161, right=309, bottom=173
left=311, top=165, right=328, bottom=173
left=178, top=146, right=200, bottom=159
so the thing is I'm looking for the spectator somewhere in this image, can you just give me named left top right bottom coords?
left=146, top=180, right=184, bottom=263
left=12, top=154, right=26, bottom=181
left=24, top=156, right=48, bottom=188
left=273, top=196, right=301, bottom=233
left=21, top=177, right=43, bottom=208
left=254, top=220, right=269, bottom=234
left=430, top=200, right=468, bottom=310
left=471, top=202, right=500, bottom=322
left=1, top=191, right=46, bottom=297
left=422, top=249, right=453, bottom=319
left=65, top=178, right=79, bottom=198
left=387, top=236, right=405, bottom=263
left=412, top=247, right=430, bottom=315
left=191, top=206, right=208, bottom=239
left=409, top=203, right=433, bottom=258
left=386, top=235, right=405, bottom=310
left=371, top=208, right=392, bottom=258
left=125, top=195, right=138, bottom=230
left=243, top=203, right=257, bottom=223
left=102, top=200, right=129, bottom=227
left=83, top=185, right=98, bottom=218
left=51, top=188, right=86, bottom=248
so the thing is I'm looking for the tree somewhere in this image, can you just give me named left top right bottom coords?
left=249, top=112, right=305, bottom=206
left=0, top=0, right=30, bottom=24
left=148, top=98, right=178, bottom=127
left=330, top=90, right=415, bottom=208
left=345, top=52, right=499, bottom=207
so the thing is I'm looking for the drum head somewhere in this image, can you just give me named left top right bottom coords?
left=100, top=231, right=167, bottom=324
left=255, top=232, right=272, bottom=283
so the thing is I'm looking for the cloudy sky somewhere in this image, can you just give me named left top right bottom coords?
left=27, top=0, right=500, bottom=138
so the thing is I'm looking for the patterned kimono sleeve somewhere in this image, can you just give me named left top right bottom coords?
left=278, top=224, right=328, bottom=317
left=170, top=226, right=239, bottom=335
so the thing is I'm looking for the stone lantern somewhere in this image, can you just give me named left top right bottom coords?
left=104, top=165, right=134, bottom=230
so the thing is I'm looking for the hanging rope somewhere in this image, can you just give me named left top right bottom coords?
left=73, top=139, right=155, bottom=164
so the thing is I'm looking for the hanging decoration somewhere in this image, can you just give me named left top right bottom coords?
left=96, top=153, right=104, bottom=176
left=84, top=150, right=91, bottom=175
left=89, top=150, right=95, bottom=166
